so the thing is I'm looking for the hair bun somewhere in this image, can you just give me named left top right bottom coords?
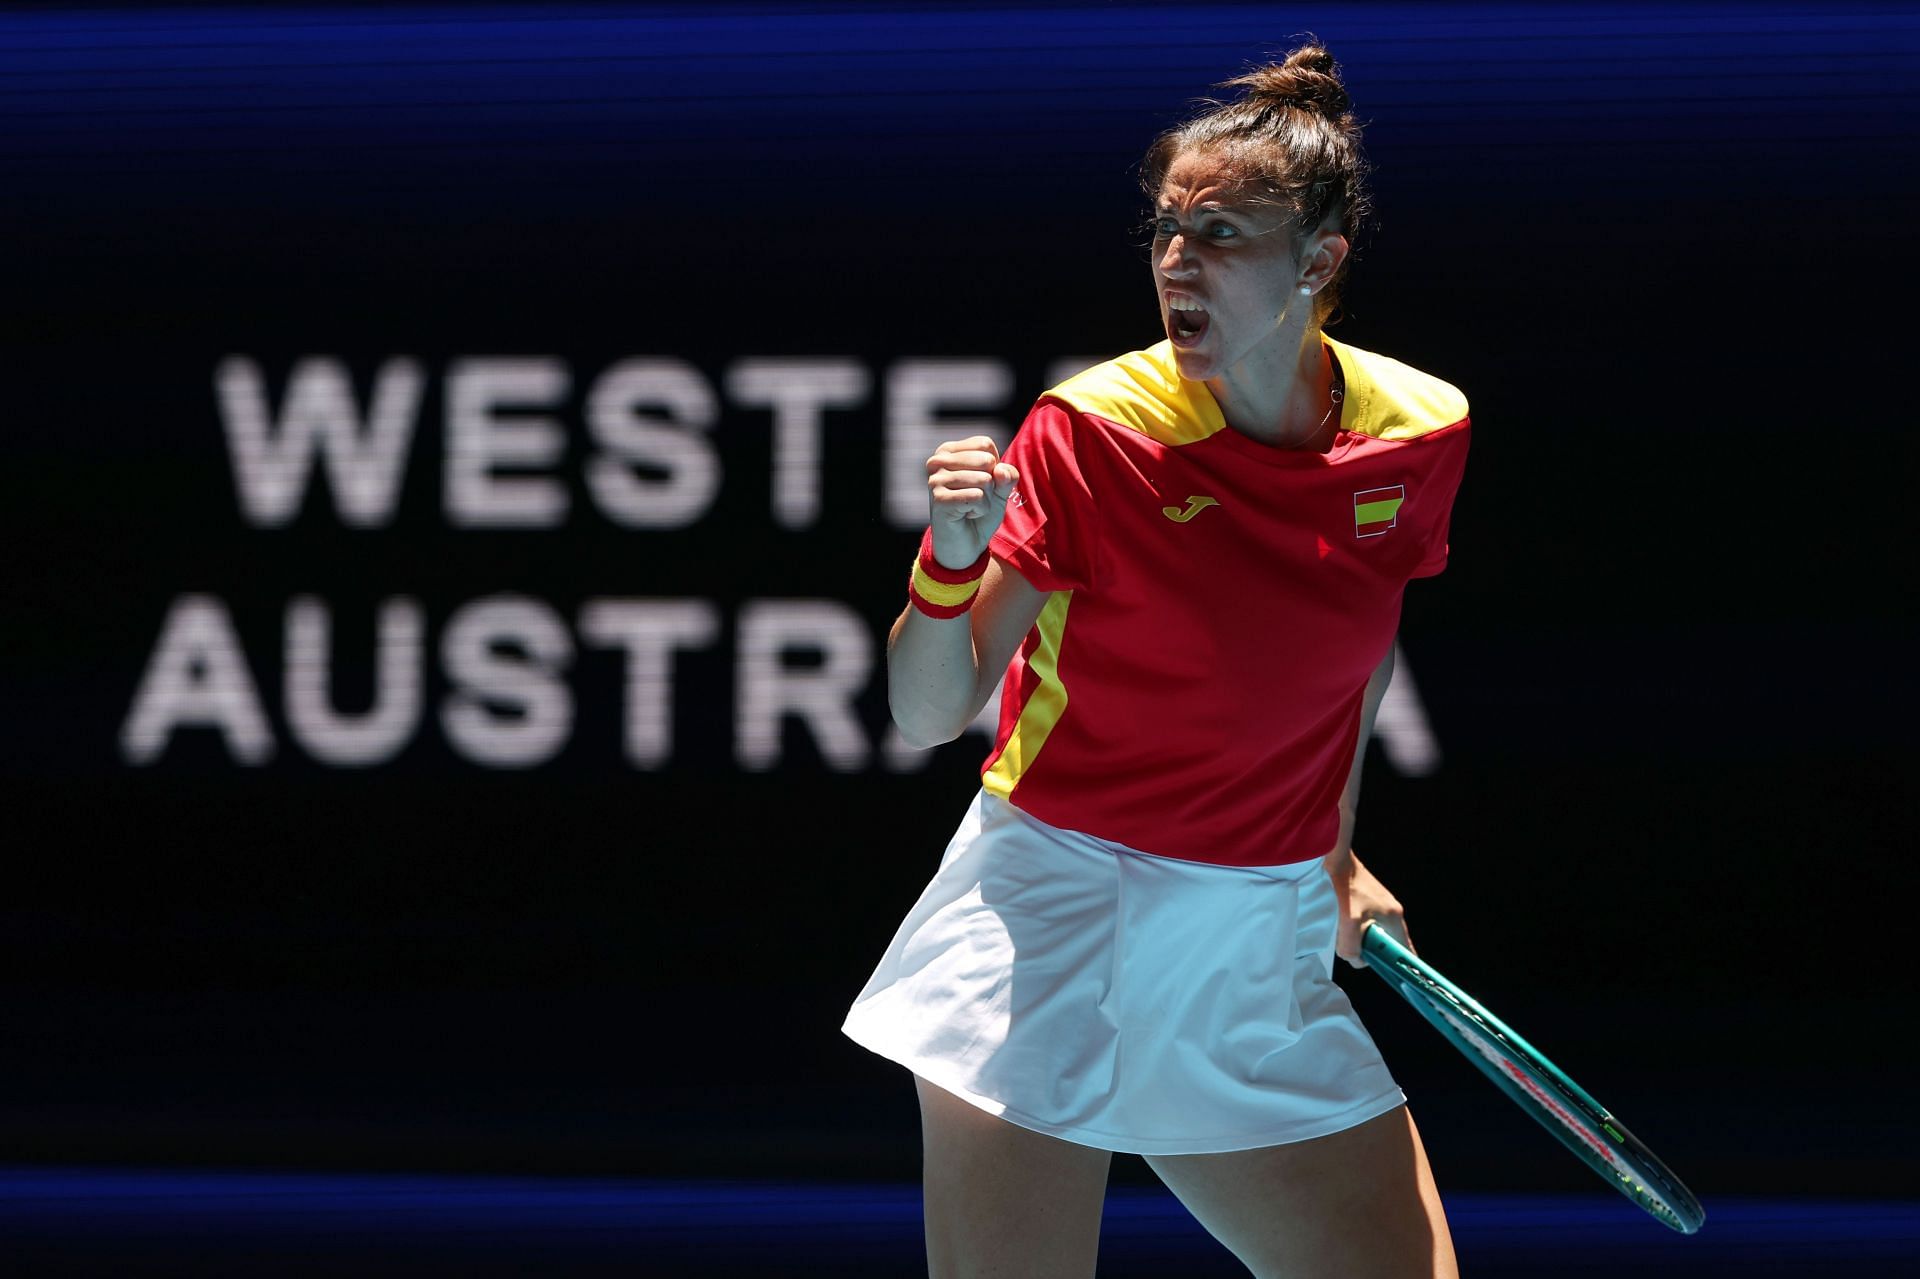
left=1222, top=45, right=1350, bottom=117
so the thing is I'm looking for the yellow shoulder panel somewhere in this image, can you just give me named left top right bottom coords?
left=1041, top=342, right=1224, bottom=446
left=1043, top=336, right=1466, bottom=445
left=1324, top=334, right=1469, bottom=441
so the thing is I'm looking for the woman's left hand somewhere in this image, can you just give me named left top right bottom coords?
left=1324, top=847, right=1410, bottom=969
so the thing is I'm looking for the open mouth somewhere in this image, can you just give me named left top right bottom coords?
left=1167, top=300, right=1209, bottom=345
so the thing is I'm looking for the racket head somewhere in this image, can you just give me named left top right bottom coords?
left=1361, top=923, right=1705, bottom=1235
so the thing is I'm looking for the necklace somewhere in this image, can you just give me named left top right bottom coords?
left=1289, top=382, right=1344, bottom=449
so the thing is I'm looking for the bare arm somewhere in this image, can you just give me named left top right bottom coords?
left=1332, top=641, right=1396, bottom=856
left=1325, top=642, right=1411, bottom=967
left=888, top=435, right=1050, bottom=749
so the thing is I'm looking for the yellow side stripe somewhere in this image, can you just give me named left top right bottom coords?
left=983, top=591, right=1073, bottom=801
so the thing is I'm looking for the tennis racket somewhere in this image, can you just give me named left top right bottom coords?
left=1361, top=922, right=1705, bottom=1234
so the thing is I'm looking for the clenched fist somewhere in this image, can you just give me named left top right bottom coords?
left=926, top=435, right=1019, bottom=570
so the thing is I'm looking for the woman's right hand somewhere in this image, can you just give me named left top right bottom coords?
left=926, top=435, right=1019, bottom=570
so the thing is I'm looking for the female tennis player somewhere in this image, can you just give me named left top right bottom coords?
left=843, top=44, right=1469, bottom=1278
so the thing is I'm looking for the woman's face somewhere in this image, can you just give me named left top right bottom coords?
left=1150, top=149, right=1310, bottom=382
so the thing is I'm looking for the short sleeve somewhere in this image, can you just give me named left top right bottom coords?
left=1409, top=420, right=1470, bottom=579
left=989, top=398, right=1098, bottom=593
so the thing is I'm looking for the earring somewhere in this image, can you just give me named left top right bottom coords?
left=1298, top=285, right=1313, bottom=296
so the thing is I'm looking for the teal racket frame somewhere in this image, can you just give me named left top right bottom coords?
left=1362, top=924, right=1705, bottom=1234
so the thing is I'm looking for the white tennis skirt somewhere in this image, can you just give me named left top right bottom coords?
left=841, top=789, right=1405, bottom=1155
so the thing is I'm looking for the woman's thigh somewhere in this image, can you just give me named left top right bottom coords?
left=1145, top=1104, right=1457, bottom=1279
left=915, top=1074, right=1114, bottom=1279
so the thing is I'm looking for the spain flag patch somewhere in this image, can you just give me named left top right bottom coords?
left=1353, top=485, right=1405, bottom=538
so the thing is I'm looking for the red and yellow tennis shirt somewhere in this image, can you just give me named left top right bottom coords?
left=982, top=335, right=1469, bottom=867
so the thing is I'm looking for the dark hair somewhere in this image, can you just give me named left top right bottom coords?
left=1139, top=43, right=1373, bottom=323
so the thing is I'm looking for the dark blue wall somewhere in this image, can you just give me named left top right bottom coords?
left=5, top=2, right=1915, bottom=1193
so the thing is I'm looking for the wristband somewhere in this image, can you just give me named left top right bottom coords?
left=908, top=527, right=990, bottom=619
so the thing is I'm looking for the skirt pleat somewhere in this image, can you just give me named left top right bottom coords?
left=841, top=790, right=1405, bottom=1155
